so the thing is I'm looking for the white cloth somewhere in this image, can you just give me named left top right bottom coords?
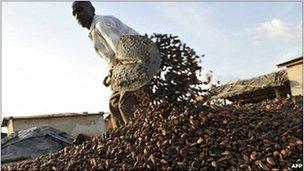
left=88, top=15, right=139, bottom=68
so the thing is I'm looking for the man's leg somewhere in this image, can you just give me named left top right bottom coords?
left=109, top=91, right=124, bottom=129
left=118, top=90, right=139, bottom=125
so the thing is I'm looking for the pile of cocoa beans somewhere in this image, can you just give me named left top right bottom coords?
left=3, top=96, right=302, bottom=170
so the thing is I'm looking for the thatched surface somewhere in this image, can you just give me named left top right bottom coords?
left=212, top=70, right=290, bottom=101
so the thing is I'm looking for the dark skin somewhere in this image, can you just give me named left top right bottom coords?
left=72, top=2, right=133, bottom=86
left=72, top=2, right=112, bottom=86
left=72, top=2, right=95, bottom=30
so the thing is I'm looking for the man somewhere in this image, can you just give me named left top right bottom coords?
left=72, top=1, right=141, bottom=129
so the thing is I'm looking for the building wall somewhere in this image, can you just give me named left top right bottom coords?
left=8, top=115, right=107, bottom=138
left=286, top=63, right=303, bottom=96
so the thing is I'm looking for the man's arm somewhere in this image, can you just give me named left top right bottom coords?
left=95, top=16, right=139, bottom=55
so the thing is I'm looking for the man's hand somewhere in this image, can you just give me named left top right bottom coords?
left=103, top=75, right=111, bottom=87
left=103, top=69, right=113, bottom=87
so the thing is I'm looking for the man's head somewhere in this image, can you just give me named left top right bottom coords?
left=72, top=1, right=95, bottom=29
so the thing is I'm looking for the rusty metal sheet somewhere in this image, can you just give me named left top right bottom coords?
left=111, top=35, right=161, bottom=92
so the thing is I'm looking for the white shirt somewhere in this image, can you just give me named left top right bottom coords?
left=88, top=15, right=139, bottom=68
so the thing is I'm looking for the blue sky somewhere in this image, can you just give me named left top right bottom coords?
left=2, top=2, right=302, bottom=117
